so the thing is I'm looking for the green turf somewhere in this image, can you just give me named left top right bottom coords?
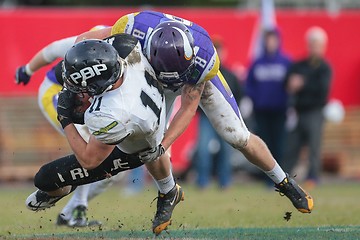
left=15, top=226, right=360, bottom=240
left=1, top=181, right=359, bottom=239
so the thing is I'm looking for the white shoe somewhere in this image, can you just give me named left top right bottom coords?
left=26, top=190, right=63, bottom=211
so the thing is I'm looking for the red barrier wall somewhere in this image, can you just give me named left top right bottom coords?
left=1, top=8, right=360, bottom=106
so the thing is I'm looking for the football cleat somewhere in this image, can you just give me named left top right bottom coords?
left=275, top=174, right=314, bottom=213
left=68, top=205, right=102, bottom=227
left=68, top=205, right=87, bottom=227
left=56, top=214, right=69, bottom=226
left=152, top=184, right=185, bottom=235
left=26, top=190, right=64, bottom=211
left=56, top=206, right=102, bottom=228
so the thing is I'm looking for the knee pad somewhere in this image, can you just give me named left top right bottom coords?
left=213, top=117, right=250, bottom=150
left=227, top=128, right=250, bottom=150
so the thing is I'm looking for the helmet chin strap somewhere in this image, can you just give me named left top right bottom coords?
left=106, top=61, right=127, bottom=93
left=101, top=58, right=127, bottom=94
left=118, top=57, right=126, bottom=78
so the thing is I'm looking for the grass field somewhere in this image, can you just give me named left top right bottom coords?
left=0, top=181, right=359, bottom=239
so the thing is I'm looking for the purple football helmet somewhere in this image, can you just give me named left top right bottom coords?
left=146, top=21, right=195, bottom=90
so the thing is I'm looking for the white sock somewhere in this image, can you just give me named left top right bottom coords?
left=87, top=178, right=113, bottom=201
left=153, top=173, right=175, bottom=194
left=265, top=162, right=287, bottom=184
left=60, top=185, right=90, bottom=220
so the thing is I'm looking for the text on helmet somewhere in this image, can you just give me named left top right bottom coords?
left=70, top=64, right=108, bottom=85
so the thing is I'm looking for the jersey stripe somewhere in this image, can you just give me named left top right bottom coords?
left=200, top=48, right=220, bottom=83
left=111, top=12, right=139, bottom=35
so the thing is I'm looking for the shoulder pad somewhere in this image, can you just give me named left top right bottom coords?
left=103, top=33, right=139, bottom=59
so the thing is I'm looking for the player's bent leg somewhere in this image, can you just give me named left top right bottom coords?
left=26, top=147, right=144, bottom=211
left=199, top=74, right=250, bottom=151
left=200, top=74, right=313, bottom=213
left=200, top=74, right=279, bottom=171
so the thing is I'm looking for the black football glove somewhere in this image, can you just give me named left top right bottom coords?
left=57, top=89, right=76, bottom=128
left=71, top=112, right=85, bottom=125
left=70, top=96, right=85, bottom=125
left=138, top=144, right=165, bottom=163
left=15, top=65, right=31, bottom=85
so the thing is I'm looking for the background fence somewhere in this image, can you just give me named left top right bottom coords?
left=1, top=7, right=360, bottom=180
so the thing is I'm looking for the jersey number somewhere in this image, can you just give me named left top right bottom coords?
left=89, top=96, right=102, bottom=113
left=87, top=72, right=163, bottom=124
left=141, top=71, right=163, bottom=124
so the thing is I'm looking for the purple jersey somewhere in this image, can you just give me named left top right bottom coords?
left=111, top=10, right=220, bottom=85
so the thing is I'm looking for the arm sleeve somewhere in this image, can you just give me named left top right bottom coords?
left=86, top=115, right=129, bottom=145
left=42, top=36, right=77, bottom=63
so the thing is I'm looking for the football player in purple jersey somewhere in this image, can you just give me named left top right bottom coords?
left=76, top=10, right=314, bottom=234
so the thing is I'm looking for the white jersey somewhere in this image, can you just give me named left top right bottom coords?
left=85, top=39, right=166, bottom=154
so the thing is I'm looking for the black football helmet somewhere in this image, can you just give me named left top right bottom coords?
left=62, top=39, right=124, bottom=96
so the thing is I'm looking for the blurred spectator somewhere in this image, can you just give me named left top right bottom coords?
left=193, top=36, right=243, bottom=189
left=245, top=29, right=291, bottom=184
left=283, top=26, right=332, bottom=187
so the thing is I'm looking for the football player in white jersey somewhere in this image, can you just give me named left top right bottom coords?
left=15, top=25, right=111, bottom=227
left=25, top=36, right=184, bottom=235
left=77, top=11, right=313, bottom=215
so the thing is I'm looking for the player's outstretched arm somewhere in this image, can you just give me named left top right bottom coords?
left=75, top=27, right=112, bottom=43
left=15, top=36, right=76, bottom=85
left=15, top=49, right=49, bottom=85
left=161, top=82, right=205, bottom=150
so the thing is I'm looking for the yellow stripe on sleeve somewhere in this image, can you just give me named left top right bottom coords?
left=217, top=71, right=233, bottom=96
left=111, top=12, right=139, bottom=35
left=204, top=52, right=220, bottom=82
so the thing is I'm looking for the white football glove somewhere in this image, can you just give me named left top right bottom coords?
left=138, top=144, right=165, bottom=163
